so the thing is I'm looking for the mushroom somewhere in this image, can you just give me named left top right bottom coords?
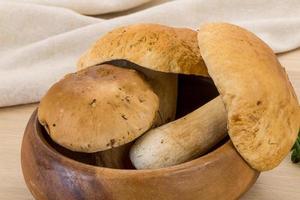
left=38, top=64, right=159, bottom=154
left=130, top=23, right=300, bottom=171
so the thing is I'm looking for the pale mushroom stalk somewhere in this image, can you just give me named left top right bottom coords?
left=130, top=96, right=227, bottom=169
left=141, top=70, right=178, bottom=126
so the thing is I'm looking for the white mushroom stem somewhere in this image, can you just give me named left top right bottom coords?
left=146, top=72, right=178, bottom=126
left=130, top=96, right=227, bottom=169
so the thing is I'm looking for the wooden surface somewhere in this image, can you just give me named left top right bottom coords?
left=0, top=49, right=300, bottom=200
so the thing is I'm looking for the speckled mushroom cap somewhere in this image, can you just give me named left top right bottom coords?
left=197, top=23, right=300, bottom=171
left=38, top=64, right=159, bottom=152
left=77, top=23, right=208, bottom=76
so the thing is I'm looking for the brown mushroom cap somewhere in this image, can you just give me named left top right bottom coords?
left=38, top=64, right=159, bottom=152
left=77, top=23, right=208, bottom=76
left=197, top=23, right=300, bottom=171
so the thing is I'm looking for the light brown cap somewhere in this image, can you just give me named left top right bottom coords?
left=197, top=23, right=300, bottom=171
left=38, top=64, right=159, bottom=152
left=77, top=23, right=208, bottom=76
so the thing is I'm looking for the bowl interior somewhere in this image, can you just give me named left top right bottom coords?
left=39, top=75, right=225, bottom=169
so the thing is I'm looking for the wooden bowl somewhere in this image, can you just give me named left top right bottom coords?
left=21, top=76, right=259, bottom=199
left=21, top=110, right=259, bottom=200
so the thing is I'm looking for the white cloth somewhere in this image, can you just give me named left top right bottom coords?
left=0, top=0, right=300, bottom=107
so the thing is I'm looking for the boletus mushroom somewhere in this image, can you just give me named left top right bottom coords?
left=130, top=23, right=300, bottom=171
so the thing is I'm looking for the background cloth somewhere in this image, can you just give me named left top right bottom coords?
left=0, top=0, right=300, bottom=107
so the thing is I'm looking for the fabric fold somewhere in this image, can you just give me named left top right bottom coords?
left=0, top=0, right=299, bottom=106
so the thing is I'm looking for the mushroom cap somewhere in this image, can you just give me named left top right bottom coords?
left=198, top=23, right=300, bottom=171
left=38, top=64, right=159, bottom=152
left=77, top=23, right=208, bottom=76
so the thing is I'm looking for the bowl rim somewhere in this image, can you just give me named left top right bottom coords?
left=30, top=109, right=253, bottom=176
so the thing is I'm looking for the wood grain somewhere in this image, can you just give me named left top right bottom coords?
left=0, top=49, right=300, bottom=199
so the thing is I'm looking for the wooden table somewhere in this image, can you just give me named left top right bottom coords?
left=0, top=49, right=299, bottom=200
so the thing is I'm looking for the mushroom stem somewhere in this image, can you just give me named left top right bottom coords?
left=146, top=72, right=178, bottom=126
left=130, top=96, right=227, bottom=169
